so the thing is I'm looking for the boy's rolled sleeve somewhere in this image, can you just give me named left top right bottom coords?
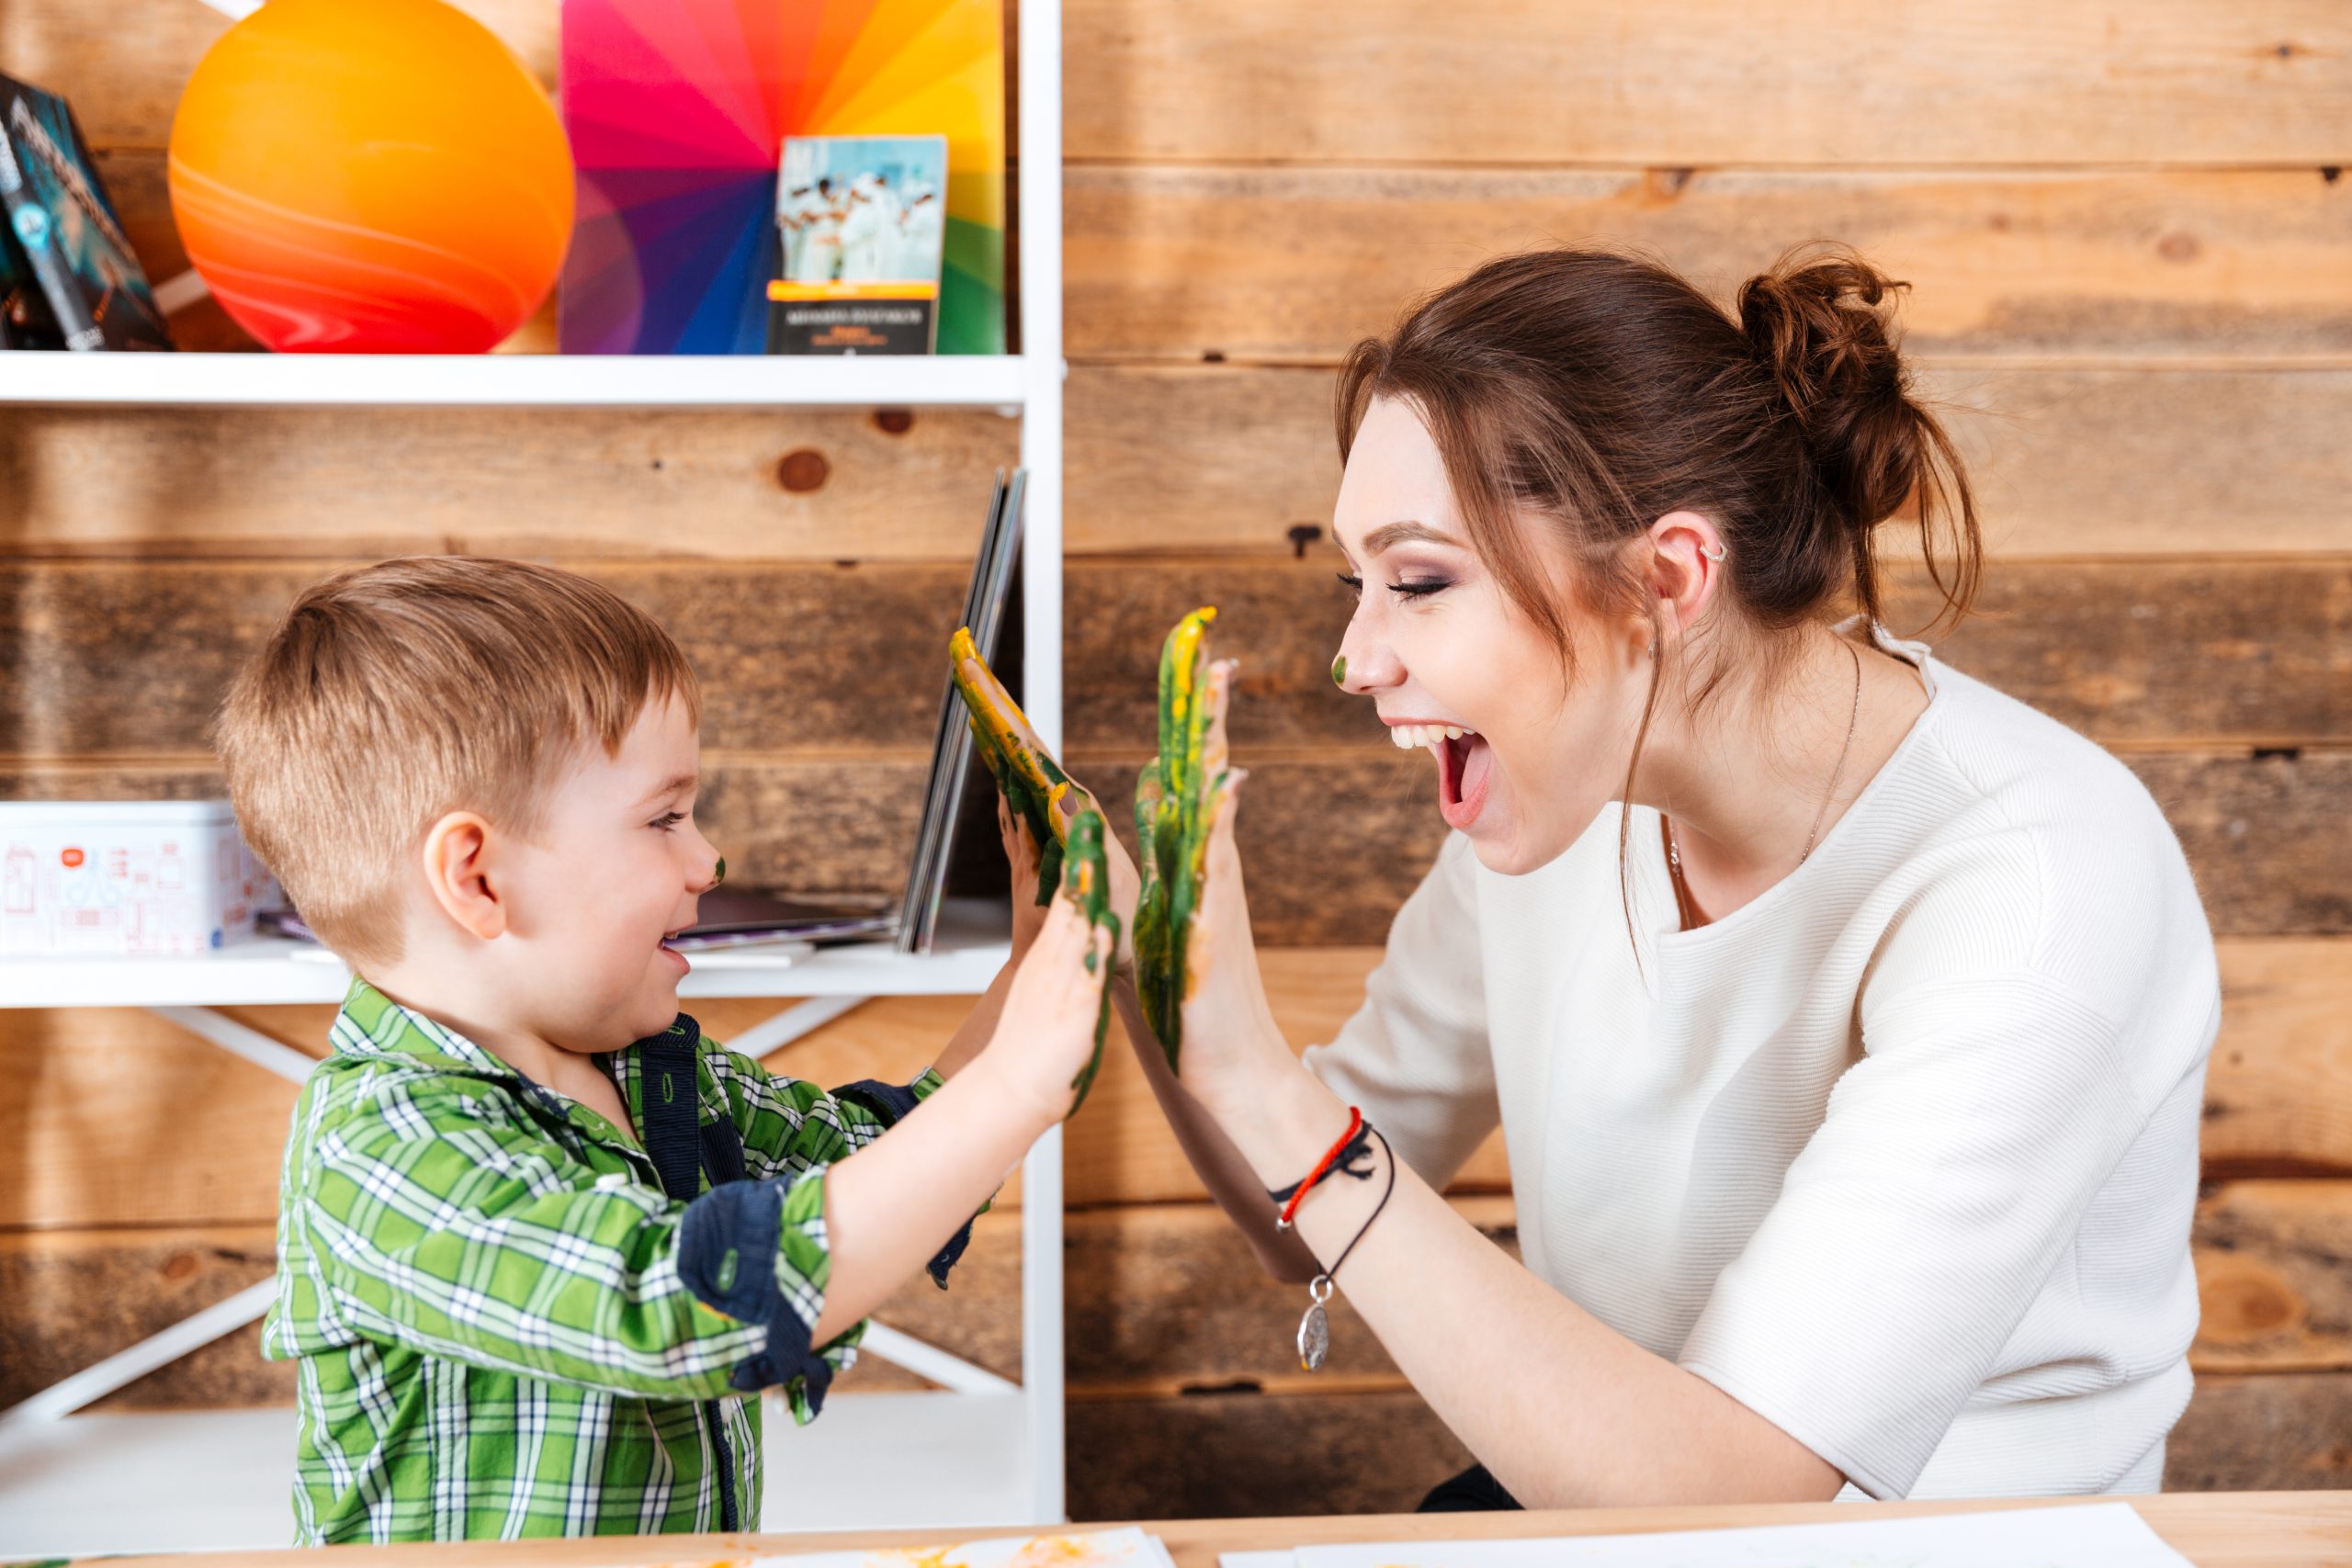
left=721, top=1055, right=978, bottom=1288
left=677, top=1165, right=857, bottom=1422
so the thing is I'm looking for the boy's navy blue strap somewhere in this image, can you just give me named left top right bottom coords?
left=632, top=1011, right=750, bottom=1529
left=833, top=1077, right=978, bottom=1290
left=637, top=1014, right=709, bottom=1206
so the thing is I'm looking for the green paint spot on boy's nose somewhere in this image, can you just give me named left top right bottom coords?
left=1330, top=654, right=1347, bottom=688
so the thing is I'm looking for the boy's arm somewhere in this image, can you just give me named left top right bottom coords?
left=807, top=898, right=1105, bottom=1340
left=292, top=1080, right=847, bottom=1417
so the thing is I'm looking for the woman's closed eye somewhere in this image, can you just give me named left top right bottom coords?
left=649, top=811, right=686, bottom=831
left=1336, top=570, right=1451, bottom=601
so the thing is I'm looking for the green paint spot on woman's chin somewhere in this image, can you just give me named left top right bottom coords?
left=1330, top=655, right=1347, bottom=687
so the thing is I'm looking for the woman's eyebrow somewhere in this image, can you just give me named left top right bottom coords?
left=1362, top=520, right=1462, bottom=555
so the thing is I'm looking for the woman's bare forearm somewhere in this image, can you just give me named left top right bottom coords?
left=1112, top=978, right=1319, bottom=1281
left=1217, top=1063, right=1843, bottom=1508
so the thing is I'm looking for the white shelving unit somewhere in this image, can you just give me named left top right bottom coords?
left=0, top=0, right=1065, bottom=1552
left=0, top=352, right=1035, bottom=409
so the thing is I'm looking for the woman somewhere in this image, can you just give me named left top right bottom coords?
left=1070, top=246, right=2220, bottom=1509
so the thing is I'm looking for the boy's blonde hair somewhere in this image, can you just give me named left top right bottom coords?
left=216, top=557, right=701, bottom=967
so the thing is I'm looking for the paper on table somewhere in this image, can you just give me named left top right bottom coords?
left=747, top=1526, right=1178, bottom=1568
left=1218, top=1501, right=2193, bottom=1568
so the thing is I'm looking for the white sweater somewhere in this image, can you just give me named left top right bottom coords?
left=1303, top=633, right=2220, bottom=1501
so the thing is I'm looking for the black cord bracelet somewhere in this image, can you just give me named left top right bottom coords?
left=1288, top=1123, right=1397, bottom=1373
left=1267, top=1119, right=1379, bottom=1213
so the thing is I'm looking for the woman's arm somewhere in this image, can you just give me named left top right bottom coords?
left=1171, top=758, right=1840, bottom=1507
left=1204, top=1053, right=1841, bottom=1507
left=1111, top=976, right=1317, bottom=1280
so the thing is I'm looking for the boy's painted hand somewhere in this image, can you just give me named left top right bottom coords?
left=954, top=626, right=1140, bottom=972
left=989, top=807, right=1119, bottom=1120
left=1000, top=794, right=1048, bottom=959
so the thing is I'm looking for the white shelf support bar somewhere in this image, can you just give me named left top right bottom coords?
left=0, top=1279, right=277, bottom=1438
left=1016, top=0, right=1069, bottom=1525
left=728, top=994, right=868, bottom=1058
left=149, top=1004, right=319, bottom=1084
left=857, top=1324, right=1019, bottom=1397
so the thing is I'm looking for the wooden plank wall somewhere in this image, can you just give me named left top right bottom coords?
left=6, top=0, right=2350, bottom=1520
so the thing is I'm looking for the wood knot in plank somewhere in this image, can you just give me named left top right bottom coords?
left=776, top=449, right=831, bottom=493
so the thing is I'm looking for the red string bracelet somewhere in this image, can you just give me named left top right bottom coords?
left=1272, top=1106, right=1363, bottom=1230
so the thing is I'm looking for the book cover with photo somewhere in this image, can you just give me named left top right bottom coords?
left=0, top=220, right=64, bottom=349
left=558, top=0, right=1005, bottom=356
left=0, top=74, right=171, bottom=351
left=767, top=133, right=946, bottom=355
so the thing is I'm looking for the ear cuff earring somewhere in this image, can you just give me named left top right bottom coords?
left=1701, top=542, right=1728, bottom=562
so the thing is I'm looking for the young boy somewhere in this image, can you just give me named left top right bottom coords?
left=216, top=557, right=1108, bottom=1545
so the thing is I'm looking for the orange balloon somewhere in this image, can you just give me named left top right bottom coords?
left=168, top=0, right=572, bottom=353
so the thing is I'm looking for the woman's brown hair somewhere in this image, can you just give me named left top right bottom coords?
left=1334, top=243, right=1982, bottom=921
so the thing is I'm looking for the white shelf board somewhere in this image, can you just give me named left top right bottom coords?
left=0, top=1391, right=1037, bottom=1556
left=0, top=351, right=1036, bottom=409
left=0, top=905, right=1012, bottom=1009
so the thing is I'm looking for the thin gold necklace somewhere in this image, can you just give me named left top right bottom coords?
left=1666, top=638, right=1863, bottom=929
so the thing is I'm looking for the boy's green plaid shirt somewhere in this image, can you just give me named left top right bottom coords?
left=262, top=978, right=959, bottom=1545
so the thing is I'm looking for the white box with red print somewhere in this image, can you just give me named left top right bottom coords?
left=0, top=800, right=277, bottom=957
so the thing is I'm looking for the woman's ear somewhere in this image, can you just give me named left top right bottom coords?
left=1645, top=510, right=1729, bottom=647
left=420, top=811, right=506, bottom=942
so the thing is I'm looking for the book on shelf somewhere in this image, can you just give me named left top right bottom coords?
left=0, top=73, right=172, bottom=351
left=557, top=0, right=1005, bottom=355
left=0, top=217, right=63, bottom=349
left=767, top=134, right=949, bottom=355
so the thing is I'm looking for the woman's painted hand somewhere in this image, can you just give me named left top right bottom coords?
left=1050, top=778, right=1141, bottom=974
left=1170, top=662, right=1293, bottom=1118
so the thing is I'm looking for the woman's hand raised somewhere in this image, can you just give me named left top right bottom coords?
left=1167, top=660, right=1295, bottom=1122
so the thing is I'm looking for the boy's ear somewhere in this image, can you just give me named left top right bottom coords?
left=420, top=811, right=506, bottom=941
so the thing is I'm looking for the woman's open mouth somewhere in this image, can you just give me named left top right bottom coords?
left=1390, top=723, right=1495, bottom=829
left=659, top=930, right=690, bottom=976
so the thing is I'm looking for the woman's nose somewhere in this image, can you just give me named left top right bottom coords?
left=1335, top=616, right=1403, bottom=695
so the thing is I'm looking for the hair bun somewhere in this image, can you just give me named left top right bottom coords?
left=1736, top=244, right=1919, bottom=534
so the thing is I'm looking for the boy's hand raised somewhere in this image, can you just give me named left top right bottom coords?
left=988, top=880, right=1116, bottom=1122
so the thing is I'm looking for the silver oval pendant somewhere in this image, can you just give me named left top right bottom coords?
left=1297, top=1274, right=1335, bottom=1371
left=1297, top=1302, right=1329, bottom=1371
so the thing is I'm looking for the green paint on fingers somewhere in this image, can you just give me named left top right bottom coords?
left=1061, top=807, right=1120, bottom=1115
left=1134, top=607, right=1225, bottom=1070
left=950, top=626, right=1074, bottom=904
